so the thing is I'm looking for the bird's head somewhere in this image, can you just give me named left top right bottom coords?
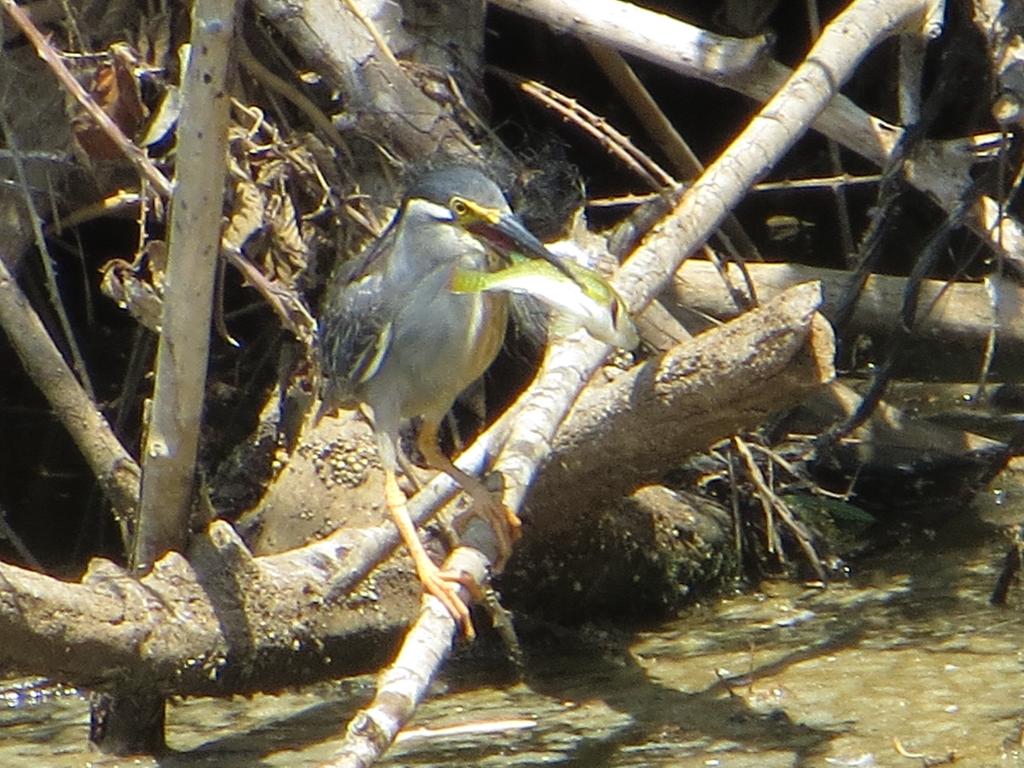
left=401, top=166, right=579, bottom=278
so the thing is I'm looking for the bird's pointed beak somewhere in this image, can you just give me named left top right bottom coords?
left=470, top=210, right=579, bottom=282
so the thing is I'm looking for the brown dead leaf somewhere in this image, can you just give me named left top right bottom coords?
left=71, top=43, right=148, bottom=162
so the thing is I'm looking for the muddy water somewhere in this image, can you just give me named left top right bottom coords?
left=2, top=510, right=1023, bottom=767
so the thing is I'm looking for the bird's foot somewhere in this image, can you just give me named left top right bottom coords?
left=456, top=480, right=521, bottom=571
left=416, top=559, right=482, bottom=639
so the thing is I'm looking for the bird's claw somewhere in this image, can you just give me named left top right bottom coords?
left=418, top=561, right=479, bottom=639
left=456, top=494, right=522, bottom=571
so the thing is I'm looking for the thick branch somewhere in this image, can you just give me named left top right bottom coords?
left=489, top=0, right=769, bottom=78
left=525, top=282, right=834, bottom=527
left=0, top=287, right=829, bottom=694
left=0, top=520, right=412, bottom=694
left=252, top=0, right=474, bottom=160
left=136, top=0, right=237, bottom=568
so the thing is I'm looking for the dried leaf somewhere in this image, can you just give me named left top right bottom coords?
left=224, top=172, right=266, bottom=253
left=99, top=240, right=167, bottom=332
left=71, top=43, right=148, bottom=161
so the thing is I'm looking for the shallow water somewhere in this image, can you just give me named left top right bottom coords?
left=2, top=510, right=1023, bottom=767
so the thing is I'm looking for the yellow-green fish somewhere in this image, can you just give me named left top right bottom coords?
left=451, top=256, right=639, bottom=350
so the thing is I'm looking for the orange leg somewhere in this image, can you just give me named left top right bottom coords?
left=417, top=420, right=522, bottom=569
left=383, top=465, right=477, bottom=638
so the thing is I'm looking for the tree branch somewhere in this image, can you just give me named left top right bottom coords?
left=135, top=0, right=238, bottom=568
left=527, top=283, right=834, bottom=525
left=494, top=0, right=1024, bottom=259
left=670, top=260, right=1024, bottom=379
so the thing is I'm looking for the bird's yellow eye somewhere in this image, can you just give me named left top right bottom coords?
left=450, top=197, right=470, bottom=217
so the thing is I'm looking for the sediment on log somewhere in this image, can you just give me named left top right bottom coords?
left=504, top=485, right=738, bottom=622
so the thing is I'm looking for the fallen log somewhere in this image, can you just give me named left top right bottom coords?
left=670, top=260, right=1024, bottom=379
left=523, top=282, right=834, bottom=531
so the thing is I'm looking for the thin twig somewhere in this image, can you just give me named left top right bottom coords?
left=340, top=0, right=402, bottom=70
left=0, top=110, right=95, bottom=399
left=591, top=174, right=882, bottom=208
left=725, top=444, right=744, bottom=561
left=236, top=35, right=353, bottom=163
left=752, top=173, right=883, bottom=192
left=584, top=41, right=702, bottom=180
left=734, top=436, right=826, bottom=582
left=0, top=256, right=138, bottom=544
left=0, top=503, right=43, bottom=570
left=734, top=437, right=782, bottom=559
left=491, top=67, right=675, bottom=190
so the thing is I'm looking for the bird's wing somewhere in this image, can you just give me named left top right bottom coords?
left=317, top=228, right=399, bottom=404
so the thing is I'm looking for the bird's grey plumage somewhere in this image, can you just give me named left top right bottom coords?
left=317, top=166, right=511, bottom=431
